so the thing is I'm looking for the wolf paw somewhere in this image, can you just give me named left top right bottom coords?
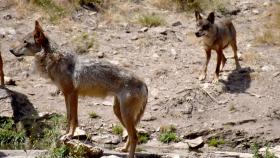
left=199, top=74, right=206, bottom=81
left=212, top=77, right=219, bottom=83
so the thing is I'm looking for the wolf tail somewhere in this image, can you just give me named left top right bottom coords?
left=135, top=83, right=148, bottom=125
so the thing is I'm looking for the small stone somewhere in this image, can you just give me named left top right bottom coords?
left=151, top=27, right=168, bottom=35
left=139, top=27, right=148, bottom=33
left=185, top=136, right=204, bottom=149
left=173, top=142, right=189, bottom=149
left=4, top=76, right=16, bottom=85
left=97, top=52, right=104, bottom=58
left=252, top=9, right=259, bottom=15
left=3, top=14, right=12, bottom=20
left=263, top=2, right=271, bottom=7
left=72, top=127, right=87, bottom=140
left=175, top=32, right=184, bottom=42
left=104, top=135, right=121, bottom=145
left=152, top=53, right=159, bottom=58
left=171, top=48, right=177, bottom=56
left=261, top=65, right=275, bottom=72
left=131, top=35, right=139, bottom=40
left=172, top=21, right=182, bottom=27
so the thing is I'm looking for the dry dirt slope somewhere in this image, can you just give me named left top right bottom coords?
left=0, top=0, right=280, bottom=157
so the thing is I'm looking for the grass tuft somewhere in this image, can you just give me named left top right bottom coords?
left=137, top=14, right=165, bottom=27
left=112, top=125, right=123, bottom=135
left=0, top=118, right=25, bottom=147
left=88, top=112, right=100, bottom=119
left=159, top=131, right=179, bottom=143
left=208, top=138, right=225, bottom=147
left=138, top=133, right=149, bottom=144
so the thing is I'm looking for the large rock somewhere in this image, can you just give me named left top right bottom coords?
left=64, top=139, right=103, bottom=157
left=0, top=87, right=37, bottom=122
left=185, top=137, right=204, bottom=149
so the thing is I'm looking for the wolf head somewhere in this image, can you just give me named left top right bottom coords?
left=195, top=11, right=215, bottom=38
left=10, top=21, right=48, bottom=57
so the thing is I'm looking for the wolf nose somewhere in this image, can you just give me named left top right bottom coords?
left=195, top=32, right=200, bottom=37
left=9, top=49, right=14, bottom=53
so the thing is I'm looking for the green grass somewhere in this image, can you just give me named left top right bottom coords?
left=0, top=118, right=25, bottom=147
left=138, top=133, right=149, bottom=144
left=251, top=143, right=261, bottom=158
left=159, top=131, right=179, bottom=143
left=265, top=147, right=277, bottom=158
left=112, top=125, right=123, bottom=135
left=137, top=14, right=165, bottom=27
left=251, top=143, right=278, bottom=158
left=208, top=138, right=225, bottom=147
left=88, top=112, right=100, bottom=119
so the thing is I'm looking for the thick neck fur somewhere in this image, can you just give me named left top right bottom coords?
left=203, top=25, right=218, bottom=47
left=34, top=38, right=63, bottom=79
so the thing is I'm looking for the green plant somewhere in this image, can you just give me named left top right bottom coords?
left=137, top=14, right=165, bottom=27
left=208, top=138, right=225, bottom=147
left=138, top=133, right=149, bottom=144
left=112, top=125, right=123, bottom=135
left=0, top=118, right=25, bottom=147
left=50, top=144, right=70, bottom=158
left=89, top=112, right=99, bottom=119
left=159, top=131, right=179, bottom=143
left=265, top=147, right=277, bottom=158
left=251, top=143, right=261, bottom=158
left=229, top=104, right=236, bottom=112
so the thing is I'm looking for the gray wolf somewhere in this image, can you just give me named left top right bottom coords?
left=195, top=11, right=241, bottom=83
left=10, top=21, right=148, bottom=158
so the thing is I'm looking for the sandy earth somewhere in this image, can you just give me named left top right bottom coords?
left=0, top=0, right=280, bottom=157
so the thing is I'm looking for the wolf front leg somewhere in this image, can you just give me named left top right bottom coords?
left=199, top=49, right=211, bottom=81
left=60, top=91, right=78, bottom=141
left=213, top=50, right=222, bottom=83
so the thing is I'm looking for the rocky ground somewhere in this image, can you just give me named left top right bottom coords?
left=0, top=0, right=280, bottom=157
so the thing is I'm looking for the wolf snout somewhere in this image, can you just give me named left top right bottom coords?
left=9, top=49, right=21, bottom=57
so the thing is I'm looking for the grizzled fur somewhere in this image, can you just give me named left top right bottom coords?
left=10, top=21, right=148, bottom=158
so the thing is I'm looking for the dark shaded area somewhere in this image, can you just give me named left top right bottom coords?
left=221, top=67, right=253, bottom=93
left=0, top=151, right=7, bottom=157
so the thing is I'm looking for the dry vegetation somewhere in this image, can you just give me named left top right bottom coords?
left=150, top=0, right=228, bottom=13
left=256, top=4, right=280, bottom=45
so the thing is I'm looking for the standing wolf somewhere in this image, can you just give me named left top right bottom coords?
left=10, top=21, right=148, bottom=158
left=195, top=11, right=241, bottom=83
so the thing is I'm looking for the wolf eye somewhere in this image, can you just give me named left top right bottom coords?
left=202, top=25, right=209, bottom=30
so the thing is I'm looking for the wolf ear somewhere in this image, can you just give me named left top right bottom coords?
left=207, top=12, right=215, bottom=24
left=195, top=10, right=202, bottom=21
left=34, top=20, right=46, bottom=45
